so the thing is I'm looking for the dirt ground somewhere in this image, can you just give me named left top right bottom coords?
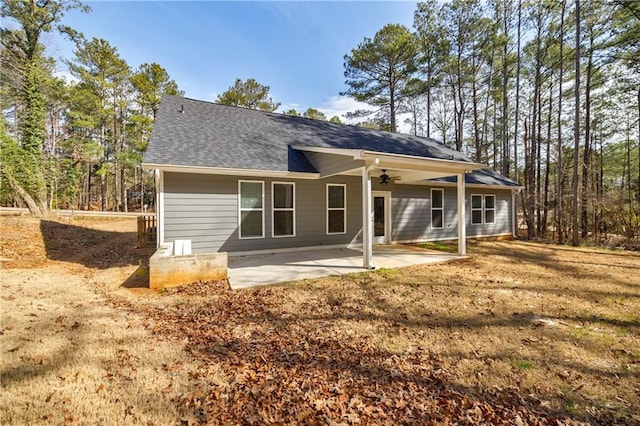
left=1, top=216, right=639, bottom=424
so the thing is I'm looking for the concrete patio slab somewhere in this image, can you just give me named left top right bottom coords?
left=228, top=244, right=463, bottom=289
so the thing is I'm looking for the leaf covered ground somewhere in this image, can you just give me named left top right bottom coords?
left=1, top=216, right=639, bottom=424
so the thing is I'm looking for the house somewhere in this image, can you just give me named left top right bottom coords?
left=142, top=95, right=520, bottom=287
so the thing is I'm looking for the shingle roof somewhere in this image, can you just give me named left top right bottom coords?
left=145, top=95, right=520, bottom=187
left=431, top=167, right=521, bottom=187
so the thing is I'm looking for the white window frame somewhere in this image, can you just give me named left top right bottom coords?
left=484, top=194, right=496, bottom=224
left=238, top=180, right=264, bottom=239
left=272, top=181, right=296, bottom=238
left=471, top=194, right=483, bottom=225
left=430, top=188, right=444, bottom=229
left=326, top=184, right=347, bottom=235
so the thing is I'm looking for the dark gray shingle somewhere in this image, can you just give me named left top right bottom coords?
left=145, top=95, right=520, bottom=187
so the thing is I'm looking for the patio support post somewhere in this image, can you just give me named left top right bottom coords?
left=512, top=189, right=517, bottom=238
left=362, top=163, right=375, bottom=269
left=457, top=172, right=466, bottom=255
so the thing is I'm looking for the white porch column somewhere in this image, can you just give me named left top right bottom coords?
left=512, top=189, right=517, bottom=238
left=457, top=172, right=466, bottom=255
left=362, top=165, right=374, bottom=269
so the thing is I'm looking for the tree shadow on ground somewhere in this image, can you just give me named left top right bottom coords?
left=40, top=220, right=154, bottom=270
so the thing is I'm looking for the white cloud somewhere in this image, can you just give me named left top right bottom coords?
left=316, top=95, right=412, bottom=133
left=278, top=102, right=301, bottom=112
left=53, top=69, right=78, bottom=84
left=316, top=95, right=370, bottom=123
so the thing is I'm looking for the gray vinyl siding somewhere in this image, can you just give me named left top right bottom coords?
left=163, top=172, right=362, bottom=254
left=370, top=180, right=512, bottom=242
left=465, top=189, right=512, bottom=238
left=163, top=171, right=514, bottom=254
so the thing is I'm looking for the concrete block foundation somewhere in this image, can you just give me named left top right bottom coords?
left=149, top=243, right=228, bottom=290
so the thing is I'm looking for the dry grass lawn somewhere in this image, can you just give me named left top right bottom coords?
left=1, top=216, right=639, bottom=424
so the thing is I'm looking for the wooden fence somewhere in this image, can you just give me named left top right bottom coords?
left=137, top=215, right=157, bottom=248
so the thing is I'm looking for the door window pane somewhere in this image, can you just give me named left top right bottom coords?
left=374, top=196, right=385, bottom=237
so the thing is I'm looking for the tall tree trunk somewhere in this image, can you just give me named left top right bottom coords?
left=581, top=37, right=593, bottom=239
left=426, top=71, right=432, bottom=138
left=571, top=0, right=581, bottom=247
left=543, top=86, right=552, bottom=235
left=556, top=0, right=566, bottom=243
left=492, top=97, right=498, bottom=169
left=472, top=60, right=482, bottom=162
left=481, top=57, right=493, bottom=162
left=3, top=170, right=46, bottom=217
left=535, top=73, right=543, bottom=235
left=501, top=8, right=510, bottom=177
left=524, top=118, right=535, bottom=237
left=456, top=39, right=464, bottom=152
left=514, top=0, right=522, bottom=184
left=85, top=161, right=91, bottom=210
left=390, top=83, right=396, bottom=133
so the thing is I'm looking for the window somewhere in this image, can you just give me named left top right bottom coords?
left=327, top=184, right=346, bottom=234
left=471, top=194, right=496, bottom=225
left=431, top=188, right=444, bottom=229
left=471, top=194, right=483, bottom=225
left=484, top=195, right=495, bottom=224
left=239, top=180, right=264, bottom=239
left=272, top=182, right=295, bottom=237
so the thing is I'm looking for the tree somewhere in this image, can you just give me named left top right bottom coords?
left=67, top=37, right=131, bottom=211
left=303, top=108, right=326, bottom=121
left=284, top=108, right=301, bottom=117
left=414, top=0, right=448, bottom=138
left=342, top=24, right=418, bottom=133
left=441, top=0, right=485, bottom=151
left=571, top=0, right=581, bottom=246
left=130, top=62, right=182, bottom=120
left=329, top=116, right=342, bottom=124
left=216, top=78, right=280, bottom=112
left=0, top=0, right=88, bottom=215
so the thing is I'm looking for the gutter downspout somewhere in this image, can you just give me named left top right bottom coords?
left=362, top=160, right=378, bottom=269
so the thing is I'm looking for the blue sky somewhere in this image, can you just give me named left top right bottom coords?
left=45, top=1, right=417, bottom=118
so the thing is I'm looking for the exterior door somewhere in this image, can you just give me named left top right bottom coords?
left=372, top=191, right=391, bottom=244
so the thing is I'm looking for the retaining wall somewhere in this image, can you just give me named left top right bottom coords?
left=149, top=243, right=227, bottom=290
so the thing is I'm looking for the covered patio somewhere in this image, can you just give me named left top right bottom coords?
left=228, top=244, right=463, bottom=289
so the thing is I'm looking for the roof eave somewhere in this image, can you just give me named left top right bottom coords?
left=141, top=162, right=320, bottom=179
